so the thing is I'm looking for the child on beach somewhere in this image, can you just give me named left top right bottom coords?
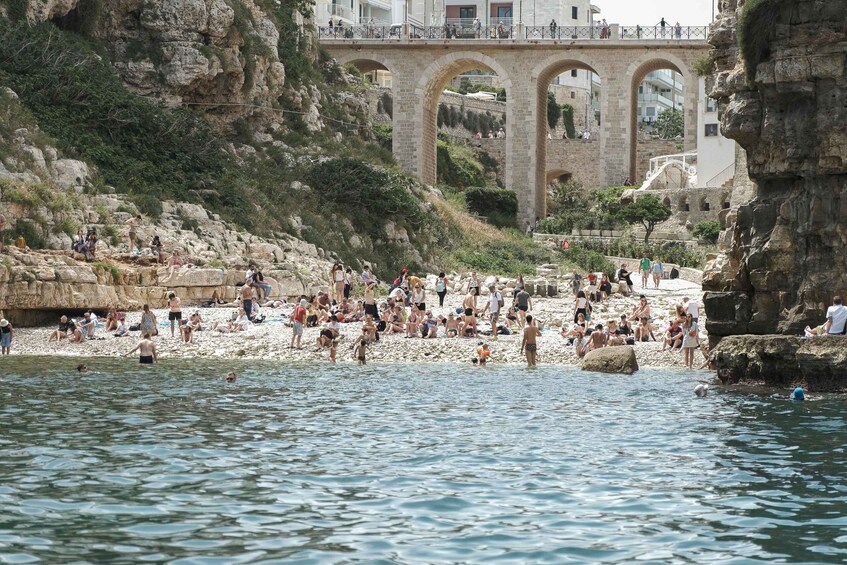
left=0, top=318, right=13, bottom=355
left=353, top=331, right=369, bottom=365
left=476, top=342, right=491, bottom=365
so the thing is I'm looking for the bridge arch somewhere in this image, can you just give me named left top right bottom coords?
left=531, top=55, right=606, bottom=221
left=415, top=52, right=513, bottom=186
left=626, top=52, right=695, bottom=183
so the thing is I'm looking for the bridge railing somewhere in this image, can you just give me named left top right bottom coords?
left=525, top=26, right=598, bottom=40
left=619, top=26, right=709, bottom=40
left=411, top=24, right=515, bottom=40
left=316, top=24, right=710, bottom=42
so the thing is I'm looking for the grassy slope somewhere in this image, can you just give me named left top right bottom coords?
left=0, top=18, right=573, bottom=279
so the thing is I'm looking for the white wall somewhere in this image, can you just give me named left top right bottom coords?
left=696, top=77, right=736, bottom=186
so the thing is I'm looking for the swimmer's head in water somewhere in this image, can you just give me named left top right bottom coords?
left=791, top=387, right=805, bottom=401
left=226, top=372, right=236, bottom=383
left=471, top=358, right=478, bottom=365
left=77, top=364, right=88, bottom=373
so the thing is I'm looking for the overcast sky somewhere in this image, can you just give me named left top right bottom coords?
left=593, top=0, right=716, bottom=26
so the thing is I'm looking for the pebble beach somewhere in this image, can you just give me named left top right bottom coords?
left=7, top=277, right=708, bottom=369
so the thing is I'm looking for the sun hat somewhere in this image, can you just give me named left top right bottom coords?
left=0, top=319, right=8, bottom=327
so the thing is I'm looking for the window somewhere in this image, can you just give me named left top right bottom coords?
left=705, top=123, right=719, bottom=137
left=571, top=70, right=578, bottom=77
left=497, top=7, right=511, bottom=18
left=646, top=107, right=656, bottom=117
left=459, top=7, right=475, bottom=19
left=570, top=92, right=575, bottom=99
left=572, top=6, right=578, bottom=19
left=706, top=98, right=718, bottom=113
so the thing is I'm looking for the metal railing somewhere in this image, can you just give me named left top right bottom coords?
left=315, top=24, right=710, bottom=42
left=619, top=26, right=709, bottom=40
left=318, top=25, right=400, bottom=39
left=525, top=25, right=598, bottom=39
left=413, top=24, right=514, bottom=40
left=704, top=162, right=735, bottom=188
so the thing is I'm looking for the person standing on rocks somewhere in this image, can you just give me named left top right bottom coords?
left=241, top=284, right=254, bottom=320
left=126, top=215, right=141, bottom=253
left=640, top=255, right=651, bottom=288
left=0, top=318, right=13, bottom=355
left=651, top=257, right=664, bottom=289
left=330, top=262, right=345, bottom=304
left=290, top=299, right=308, bottom=349
left=466, top=271, right=481, bottom=309
left=521, top=315, right=542, bottom=367
left=681, top=313, right=698, bottom=368
left=682, top=296, right=699, bottom=323
left=361, top=265, right=375, bottom=287
left=482, top=284, right=503, bottom=340
left=515, top=287, right=532, bottom=327
left=571, top=270, right=582, bottom=296
left=126, top=333, right=157, bottom=364
left=166, top=292, right=182, bottom=337
left=435, top=272, right=449, bottom=307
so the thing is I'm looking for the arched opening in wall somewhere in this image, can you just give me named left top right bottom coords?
left=546, top=170, right=573, bottom=185
left=630, top=60, right=687, bottom=185
left=678, top=195, right=689, bottom=212
left=535, top=61, right=603, bottom=220
left=663, top=196, right=671, bottom=208
left=422, top=57, right=510, bottom=191
left=341, top=58, right=394, bottom=143
left=699, top=197, right=710, bottom=211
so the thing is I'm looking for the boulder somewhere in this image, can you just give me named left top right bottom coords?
left=581, top=346, right=639, bottom=375
left=712, top=335, right=847, bottom=392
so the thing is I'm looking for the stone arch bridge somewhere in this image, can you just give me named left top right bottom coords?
left=322, top=35, right=708, bottom=226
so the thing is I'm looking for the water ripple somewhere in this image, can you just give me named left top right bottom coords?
left=0, top=358, right=846, bottom=563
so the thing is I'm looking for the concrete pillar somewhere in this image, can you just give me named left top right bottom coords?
left=392, top=77, right=422, bottom=178
left=601, top=69, right=630, bottom=187
left=683, top=72, right=699, bottom=154
left=501, top=61, right=536, bottom=228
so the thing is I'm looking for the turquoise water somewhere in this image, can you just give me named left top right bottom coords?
left=1, top=358, right=846, bottom=564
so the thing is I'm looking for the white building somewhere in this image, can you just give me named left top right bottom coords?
left=443, top=0, right=598, bottom=27
left=316, top=0, right=396, bottom=25
left=637, top=69, right=685, bottom=124
left=696, top=77, right=735, bottom=188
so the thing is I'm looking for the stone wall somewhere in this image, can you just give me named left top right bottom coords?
left=635, top=139, right=684, bottom=183
left=703, top=0, right=847, bottom=338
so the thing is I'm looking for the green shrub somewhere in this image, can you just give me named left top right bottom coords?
left=561, top=104, right=576, bottom=139
left=566, top=239, right=706, bottom=269
left=464, top=187, right=517, bottom=227
left=92, top=261, right=122, bottom=283
left=436, top=140, right=486, bottom=189
left=451, top=240, right=554, bottom=277
left=372, top=123, right=392, bottom=150
left=692, top=220, right=721, bottom=244
left=546, top=92, right=561, bottom=129
left=7, top=0, right=28, bottom=23
left=567, top=247, right=616, bottom=277
left=308, top=157, right=423, bottom=236
left=693, top=54, right=715, bottom=77
left=130, top=194, right=163, bottom=219
left=13, top=218, right=45, bottom=249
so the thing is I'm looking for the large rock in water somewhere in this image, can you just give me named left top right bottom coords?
left=581, top=346, right=639, bottom=375
left=703, top=0, right=847, bottom=338
left=712, top=335, right=847, bottom=392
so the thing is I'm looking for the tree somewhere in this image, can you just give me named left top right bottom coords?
left=619, top=195, right=672, bottom=243
left=547, top=92, right=561, bottom=130
left=561, top=104, right=576, bottom=138
left=693, top=220, right=721, bottom=244
left=654, top=108, right=684, bottom=139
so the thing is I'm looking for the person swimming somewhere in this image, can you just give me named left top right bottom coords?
left=790, top=387, right=805, bottom=401
left=76, top=364, right=89, bottom=373
left=226, top=372, right=237, bottom=383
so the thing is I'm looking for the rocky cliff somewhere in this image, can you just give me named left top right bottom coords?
left=703, top=0, right=847, bottom=338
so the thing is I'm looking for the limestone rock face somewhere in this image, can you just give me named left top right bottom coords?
left=581, top=346, right=639, bottom=375
left=712, top=335, right=847, bottom=392
left=703, top=0, right=847, bottom=339
left=24, top=0, right=309, bottom=132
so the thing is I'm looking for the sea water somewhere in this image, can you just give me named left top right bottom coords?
left=1, top=358, right=845, bottom=564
